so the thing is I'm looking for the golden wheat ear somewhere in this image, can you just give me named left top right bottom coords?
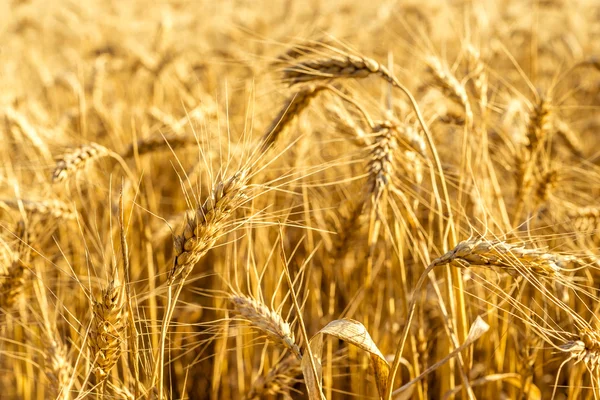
left=229, top=293, right=301, bottom=359
left=88, top=280, right=127, bottom=381
left=169, top=169, right=250, bottom=284
left=52, top=142, right=110, bottom=182
left=432, top=238, right=568, bottom=277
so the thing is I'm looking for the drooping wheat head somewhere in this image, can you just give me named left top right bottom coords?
left=432, top=238, right=569, bottom=277
left=229, top=293, right=301, bottom=359
left=52, top=142, right=110, bottom=182
left=283, top=53, right=399, bottom=88
left=262, top=85, right=328, bottom=150
left=425, top=55, right=473, bottom=125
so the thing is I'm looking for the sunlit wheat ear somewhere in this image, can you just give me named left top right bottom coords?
left=88, top=280, right=126, bottom=380
left=122, top=132, right=197, bottom=158
left=0, top=198, right=76, bottom=220
left=431, top=238, right=568, bottom=277
left=229, top=293, right=301, bottom=359
left=52, top=142, right=110, bottom=182
left=169, top=170, right=250, bottom=284
left=262, top=85, right=328, bottom=151
left=425, top=55, right=473, bottom=125
left=244, top=354, right=301, bottom=400
left=282, top=53, right=398, bottom=86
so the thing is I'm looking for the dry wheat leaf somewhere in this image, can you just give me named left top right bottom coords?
left=301, top=318, right=389, bottom=400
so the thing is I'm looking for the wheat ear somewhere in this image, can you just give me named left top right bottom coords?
left=244, top=354, right=301, bottom=400
left=0, top=198, right=76, bottom=220
left=169, top=170, right=249, bottom=283
left=122, top=132, right=197, bottom=158
left=283, top=53, right=399, bottom=87
left=525, top=98, right=551, bottom=153
left=43, top=326, right=73, bottom=400
left=367, top=121, right=398, bottom=200
left=88, top=280, right=126, bottom=380
left=432, top=238, right=568, bottom=277
left=230, top=294, right=301, bottom=358
left=0, top=259, right=27, bottom=312
left=425, top=56, right=473, bottom=125
left=52, top=142, right=110, bottom=182
left=262, top=85, right=328, bottom=150
left=554, top=118, right=584, bottom=157
left=560, top=329, right=600, bottom=372
left=465, top=45, right=488, bottom=114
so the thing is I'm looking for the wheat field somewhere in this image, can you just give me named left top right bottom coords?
left=1, top=0, right=600, bottom=399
